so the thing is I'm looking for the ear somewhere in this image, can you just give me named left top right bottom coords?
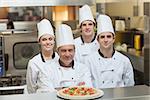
left=97, top=36, right=99, bottom=41
left=56, top=48, right=60, bottom=55
left=113, top=35, right=116, bottom=43
left=113, top=35, right=116, bottom=39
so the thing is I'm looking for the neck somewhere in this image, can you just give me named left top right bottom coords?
left=82, top=33, right=95, bottom=43
left=100, top=47, right=114, bottom=58
left=59, top=59, right=74, bottom=68
left=42, top=50, right=53, bottom=60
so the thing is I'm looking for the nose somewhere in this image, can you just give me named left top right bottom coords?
left=104, top=37, right=108, bottom=42
left=65, top=51, right=70, bottom=56
left=86, top=24, right=90, bottom=29
left=47, top=40, right=54, bottom=44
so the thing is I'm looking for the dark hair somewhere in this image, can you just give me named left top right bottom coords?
left=7, top=20, right=14, bottom=29
left=80, top=21, right=95, bottom=28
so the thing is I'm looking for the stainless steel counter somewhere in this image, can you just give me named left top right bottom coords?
left=0, top=85, right=149, bottom=100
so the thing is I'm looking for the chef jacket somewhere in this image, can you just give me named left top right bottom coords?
left=74, top=35, right=99, bottom=64
left=36, top=60, right=93, bottom=92
left=26, top=52, right=59, bottom=94
left=85, top=50, right=135, bottom=89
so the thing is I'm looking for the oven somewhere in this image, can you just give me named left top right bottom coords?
left=3, top=32, right=40, bottom=77
left=0, top=32, right=40, bottom=94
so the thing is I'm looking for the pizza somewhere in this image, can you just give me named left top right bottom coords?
left=57, top=86, right=104, bottom=99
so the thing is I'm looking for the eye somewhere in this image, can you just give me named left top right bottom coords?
left=100, top=36, right=105, bottom=39
left=41, top=38, right=47, bottom=41
left=68, top=49, right=73, bottom=52
left=107, top=35, right=112, bottom=38
left=61, top=49, right=66, bottom=53
left=88, top=23, right=93, bottom=26
left=49, top=37, right=53, bottom=41
left=82, top=23, right=86, bottom=26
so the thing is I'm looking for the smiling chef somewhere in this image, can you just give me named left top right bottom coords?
left=85, top=14, right=135, bottom=88
left=26, top=19, right=59, bottom=93
left=74, top=4, right=99, bottom=64
left=36, top=24, right=93, bottom=93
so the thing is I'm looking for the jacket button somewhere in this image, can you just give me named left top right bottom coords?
left=102, top=81, right=105, bottom=83
left=112, top=81, right=113, bottom=83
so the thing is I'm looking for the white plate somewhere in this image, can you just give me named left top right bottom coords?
left=57, top=87, right=104, bottom=100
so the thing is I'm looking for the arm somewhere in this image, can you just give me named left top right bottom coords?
left=26, top=61, right=38, bottom=93
left=78, top=63, right=93, bottom=87
left=123, top=59, right=135, bottom=86
left=36, top=70, right=56, bottom=93
left=36, top=63, right=56, bottom=93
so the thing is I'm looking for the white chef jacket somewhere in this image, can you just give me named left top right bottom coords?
left=36, top=60, right=93, bottom=92
left=74, top=36, right=99, bottom=64
left=26, top=52, right=59, bottom=94
left=85, top=50, right=135, bottom=89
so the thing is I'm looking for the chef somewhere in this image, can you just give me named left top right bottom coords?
left=26, top=19, right=59, bottom=93
left=36, top=24, right=93, bottom=92
left=85, top=14, right=135, bottom=88
left=74, top=4, right=99, bottom=64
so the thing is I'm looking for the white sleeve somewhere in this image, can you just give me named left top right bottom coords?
left=26, top=60, right=38, bottom=94
left=36, top=65, right=56, bottom=93
left=80, top=63, right=93, bottom=87
left=123, top=58, right=135, bottom=86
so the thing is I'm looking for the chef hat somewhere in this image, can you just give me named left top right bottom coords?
left=37, top=19, right=54, bottom=40
left=97, top=14, right=115, bottom=36
left=56, top=24, right=74, bottom=48
left=79, top=4, right=95, bottom=26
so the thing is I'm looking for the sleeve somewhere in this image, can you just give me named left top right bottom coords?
left=36, top=64, right=56, bottom=93
left=80, top=63, right=93, bottom=87
left=26, top=60, right=38, bottom=94
left=123, top=58, right=135, bottom=86
left=84, top=57, right=95, bottom=86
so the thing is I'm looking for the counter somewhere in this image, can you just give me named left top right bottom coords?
left=0, top=85, right=149, bottom=100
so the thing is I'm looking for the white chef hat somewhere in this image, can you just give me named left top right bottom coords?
left=56, top=24, right=74, bottom=48
left=37, top=19, right=54, bottom=40
left=79, top=4, right=95, bottom=26
left=97, top=14, right=115, bottom=36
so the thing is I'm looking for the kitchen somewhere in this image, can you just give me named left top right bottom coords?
left=0, top=0, right=149, bottom=99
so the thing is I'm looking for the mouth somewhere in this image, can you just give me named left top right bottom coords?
left=85, top=30, right=91, bottom=33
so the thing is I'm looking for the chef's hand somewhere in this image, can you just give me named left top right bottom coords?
left=78, top=82, right=85, bottom=86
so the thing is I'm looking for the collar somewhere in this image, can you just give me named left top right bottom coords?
left=98, top=48, right=115, bottom=58
left=80, top=33, right=97, bottom=44
left=59, top=59, right=74, bottom=69
left=40, top=52, right=55, bottom=62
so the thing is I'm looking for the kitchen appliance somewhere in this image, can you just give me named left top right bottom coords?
left=2, top=32, right=40, bottom=76
left=0, top=32, right=39, bottom=95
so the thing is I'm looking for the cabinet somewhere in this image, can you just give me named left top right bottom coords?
left=115, top=31, right=144, bottom=50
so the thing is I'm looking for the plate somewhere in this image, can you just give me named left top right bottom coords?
left=57, top=86, right=104, bottom=100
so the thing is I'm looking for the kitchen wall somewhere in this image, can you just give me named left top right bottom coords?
left=0, top=8, right=8, bottom=19
left=96, top=0, right=150, bottom=16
